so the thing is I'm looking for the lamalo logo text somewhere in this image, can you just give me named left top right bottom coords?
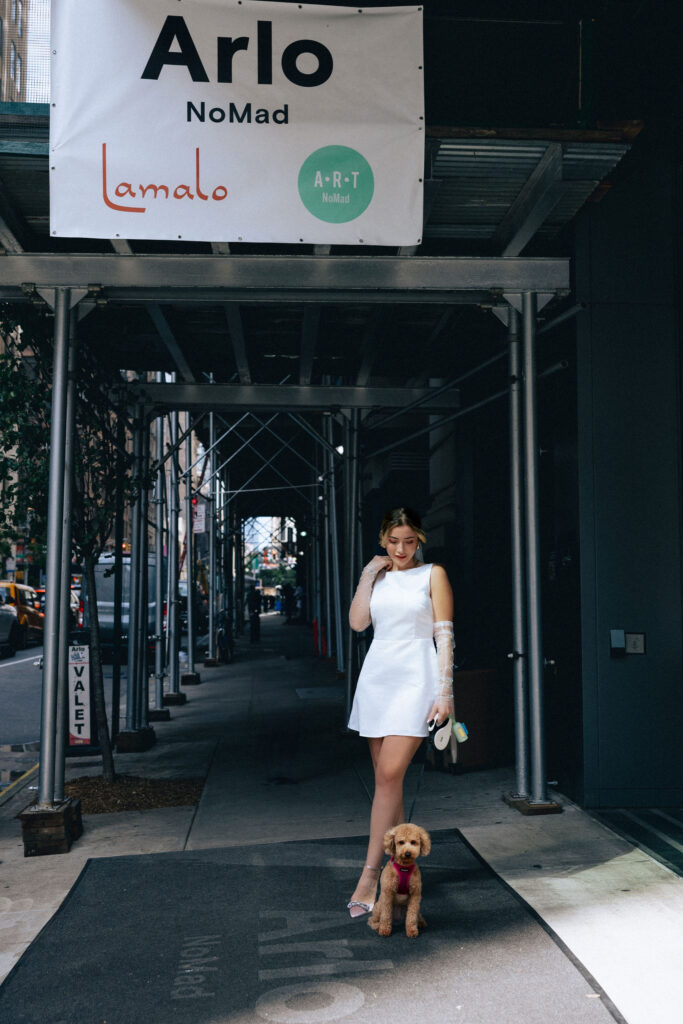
left=141, top=16, right=333, bottom=87
left=101, top=143, right=228, bottom=216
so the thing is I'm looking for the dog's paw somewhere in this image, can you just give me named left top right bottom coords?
left=406, top=925, right=419, bottom=938
left=368, top=918, right=379, bottom=931
left=378, top=924, right=392, bottom=937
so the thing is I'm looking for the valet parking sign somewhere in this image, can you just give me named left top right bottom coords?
left=50, top=0, right=424, bottom=245
left=68, top=644, right=92, bottom=747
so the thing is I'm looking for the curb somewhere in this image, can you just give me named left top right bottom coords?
left=0, top=762, right=40, bottom=808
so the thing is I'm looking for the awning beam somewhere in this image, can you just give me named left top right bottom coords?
left=135, top=382, right=462, bottom=414
left=493, top=143, right=566, bottom=257
left=0, top=254, right=570, bottom=301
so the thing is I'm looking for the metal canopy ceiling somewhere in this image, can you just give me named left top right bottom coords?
left=0, top=104, right=635, bottom=515
left=0, top=106, right=634, bottom=258
left=426, top=136, right=632, bottom=242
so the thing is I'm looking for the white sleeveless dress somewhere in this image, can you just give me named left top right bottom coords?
left=347, top=563, right=437, bottom=738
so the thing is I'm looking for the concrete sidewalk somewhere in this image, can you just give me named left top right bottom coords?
left=1, top=613, right=682, bottom=1023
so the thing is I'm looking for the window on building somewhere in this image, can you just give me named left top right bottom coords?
left=11, top=1, right=16, bottom=23
left=15, top=52, right=21, bottom=94
left=0, top=18, right=4, bottom=54
left=17, top=2, right=22, bottom=37
left=10, top=40, right=16, bottom=79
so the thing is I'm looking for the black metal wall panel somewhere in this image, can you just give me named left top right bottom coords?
left=575, top=147, right=683, bottom=808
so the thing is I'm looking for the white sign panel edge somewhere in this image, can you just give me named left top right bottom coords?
left=49, top=0, right=424, bottom=246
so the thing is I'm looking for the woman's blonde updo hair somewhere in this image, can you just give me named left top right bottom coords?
left=379, top=506, right=426, bottom=547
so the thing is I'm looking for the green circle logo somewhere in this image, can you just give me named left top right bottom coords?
left=298, top=146, right=374, bottom=223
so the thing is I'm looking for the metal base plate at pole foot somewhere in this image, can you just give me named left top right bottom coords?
left=163, top=692, right=188, bottom=706
left=115, top=727, right=157, bottom=753
left=203, top=658, right=220, bottom=667
left=504, top=793, right=562, bottom=815
left=20, top=798, right=83, bottom=857
left=181, top=671, right=202, bottom=685
left=148, top=708, right=172, bottom=721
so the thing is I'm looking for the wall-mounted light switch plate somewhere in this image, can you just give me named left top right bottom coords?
left=625, top=632, right=646, bottom=654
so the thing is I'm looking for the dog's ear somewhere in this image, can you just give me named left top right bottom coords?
left=418, top=827, right=431, bottom=856
left=383, top=827, right=397, bottom=855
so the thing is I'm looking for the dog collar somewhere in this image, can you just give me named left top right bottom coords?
left=390, top=857, right=416, bottom=895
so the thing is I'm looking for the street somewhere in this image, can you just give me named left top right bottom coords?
left=0, top=645, right=120, bottom=747
left=0, top=643, right=127, bottom=797
left=0, top=645, right=46, bottom=747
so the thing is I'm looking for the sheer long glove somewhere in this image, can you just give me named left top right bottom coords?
left=428, top=620, right=455, bottom=723
left=348, top=555, right=392, bottom=631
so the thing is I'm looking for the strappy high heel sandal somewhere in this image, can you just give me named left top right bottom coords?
left=347, top=865, right=381, bottom=918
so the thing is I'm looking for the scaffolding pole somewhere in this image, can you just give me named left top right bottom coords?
left=326, top=417, right=344, bottom=676
left=323, top=472, right=332, bottom=659
left=167, top=411, right=181, bottom=694
left=111, top=417, right=125, bottom=743
left=37, top=288, right=70, bottom=808
left=136, top=418, right=150, bottom=729
left=54, top=312, right=78, bottom=803
left=522, top=292, right=549, bottom=806
left=508, top=307, right=530, bottom=800
left=313, top=495, right=322, bottom=653
left=154, top=387, right=166, bottom=710
left=345, top=409, right=360, bottom=719
left=208, top=411, right=217, bottom=660
left=125, top=406, right=143, bottom=731
left=185, top=414, right=197, bottom=673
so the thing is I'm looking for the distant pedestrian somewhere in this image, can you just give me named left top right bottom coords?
left=247, top=586, right=262, bottom=643
left=282, top=583, right=295, bottom=624
left=294, top=584, right=304, bottom=623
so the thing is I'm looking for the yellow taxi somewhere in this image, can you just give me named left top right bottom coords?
left=0, top=581, right=44, bottom=648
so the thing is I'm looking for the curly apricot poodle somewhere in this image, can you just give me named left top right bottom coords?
left=369, top=823, right=431, bottom=937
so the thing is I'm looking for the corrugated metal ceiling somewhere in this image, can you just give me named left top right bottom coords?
left=0, top=105, right=633, bottom=251
left=424, top=137, right=630, bottom=240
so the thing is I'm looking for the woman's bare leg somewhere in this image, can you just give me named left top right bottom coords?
left=368, top=737, right=407, bottom=827
left=349, top=735, right=422, bottom=908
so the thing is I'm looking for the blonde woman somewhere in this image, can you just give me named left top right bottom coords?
left=346, top=507, right=454, bottom=917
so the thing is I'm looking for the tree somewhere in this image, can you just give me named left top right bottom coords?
left=70, top=351, right=139, bottom=782
left=0, top=313, right=51, bottom=570
left=0, top=304, right=139, bottom=784
left=258, top=565, right=296, bottom=588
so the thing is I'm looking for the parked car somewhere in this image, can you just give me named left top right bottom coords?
left=34, top=587, right=81, bottom=627
left=0, top=581, right=44, bottom=647
left=71, top=588, right=82, bottom=627
left=178, top=579, right=208, bottom=633
left=0, top=596, right=21, bottom=657
left=81, top=553, right=163, bottom=661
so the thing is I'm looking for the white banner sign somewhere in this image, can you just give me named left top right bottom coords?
left=193, top=502, right=206, bottom=534
left=50, top=1, right=424, bottom=245
left=68, top=644, right=91, bottom=746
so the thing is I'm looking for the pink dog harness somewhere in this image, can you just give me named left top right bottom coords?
left=390, top=858, right=416, bottom=895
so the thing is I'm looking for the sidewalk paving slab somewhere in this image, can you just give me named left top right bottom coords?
left=1, top=615, right=682, bottom=1024
left=0, top=833, right=620, bottom=1024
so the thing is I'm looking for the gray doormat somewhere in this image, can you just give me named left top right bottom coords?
left=0, top=831, right=623, bottom=1024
